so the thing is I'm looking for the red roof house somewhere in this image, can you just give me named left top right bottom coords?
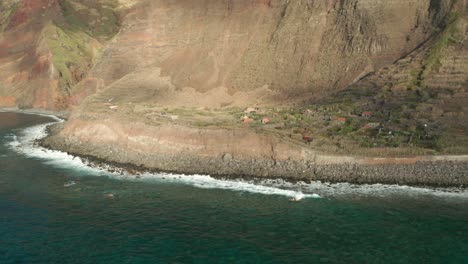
left=261, top=118, right=270, bottom=124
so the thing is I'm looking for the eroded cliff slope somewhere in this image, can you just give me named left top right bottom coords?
left=27, top=0, right=468, bottom=184
left=0, top=0, right=122, bottom=108
left=0, top=0, right=456, bottom=109
left=72, top=0, right=456, bottom=108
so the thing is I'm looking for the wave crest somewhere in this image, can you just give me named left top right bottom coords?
left=4, top=114, right=468, bottom=200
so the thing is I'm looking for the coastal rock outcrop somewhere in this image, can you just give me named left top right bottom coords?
left=41, top=120, right=468, bottom=187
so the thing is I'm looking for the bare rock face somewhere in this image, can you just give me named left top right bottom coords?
left=0, top=0, right=61, bottom=108
left=72, top=0, right=455, bottom=108
left=0, top=0, right=117, bottom=109
left=0, top=0, right=456, bottom=109
left=344, top=2, right=468, bottom=153
left=9, top=0, right=464, bottom=183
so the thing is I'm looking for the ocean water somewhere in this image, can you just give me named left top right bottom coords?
left=0, top=112, right=467, bottom=264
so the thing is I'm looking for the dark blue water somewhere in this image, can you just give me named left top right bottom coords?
left=1, top=112, right=468, bottom=263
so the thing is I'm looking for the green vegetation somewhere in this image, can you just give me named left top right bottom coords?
left=94, top=86, right=467, bottom=156
left=423, top=12, right=460, bottom=78
left=218, top=74, right=460, bottom=155
left=408, top=12, right=460, bottom=91
left=0, top=0, right=18, bottom=35
left=43, top=22, right=95, bottom=95
left=48, top=0, right=122, bottom=100
left=58, top=0, right=120, bottom=40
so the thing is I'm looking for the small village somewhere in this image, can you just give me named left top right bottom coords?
left=101, top=96, right=442, bottom=156
left=235, top=101, right=439, bottom=154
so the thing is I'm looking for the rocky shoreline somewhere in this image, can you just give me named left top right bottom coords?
left=39, top=120, right=468, bottom=188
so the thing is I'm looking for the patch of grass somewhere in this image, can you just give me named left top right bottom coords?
left=407, top=12, right=460, bottom=90
left=58, top=0, right=120, bottom=40
left=0, top=0, right=18, bottom=34
left=407, top=69, right=423, bottom=91
left=42, top=22, right=95, bottom=92
left=423, top=12, right=459, bottom=78
left=339, top=118, right=361, bottom=135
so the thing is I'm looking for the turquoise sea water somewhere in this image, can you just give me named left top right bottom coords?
left=0, top=112, right=467, bottom=263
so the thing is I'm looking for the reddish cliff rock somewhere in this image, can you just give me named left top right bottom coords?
left=0, top=0, right=114, bottom=109
left=0, top=0, right=457, bottom=109
left=71, top=0, right=455, bottom=108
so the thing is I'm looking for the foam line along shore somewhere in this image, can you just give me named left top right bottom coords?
left=3, top=111, right=468, bottom=200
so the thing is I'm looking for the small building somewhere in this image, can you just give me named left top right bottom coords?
left=302, top=135, right=313, bottom=143
left=337, top=117, right=346, bottom=123
left=244, top=107, right=257, bottom=114
left=261, top=118, right=270, bottom=124
left=365, top=122, right=381, bottom=129
left=243, top=118, right=254, bottom=124
left=362, top=111, right=373, bottom=118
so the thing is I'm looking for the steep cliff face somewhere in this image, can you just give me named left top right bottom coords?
left=0, top=0, right=120, bottom=109
left=0, top=0, right=456, bottom=109
left=15, top=0, right=466, bottom=180
left=332, top=1, right=468, bottom=154
left=72, top=0, right=455, bottom=108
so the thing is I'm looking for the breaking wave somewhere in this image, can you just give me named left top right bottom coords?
left=4, top=116, right=320, bottom=200
left=4, top=113, right=468, bottom=201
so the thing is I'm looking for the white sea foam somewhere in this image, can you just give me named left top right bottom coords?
left=5, top=118, right=321, bottom=199
left=64, top=181, right=77, bottom=187
left=136, top=172, right=322, bottom=200
left=4, top=114, right=468, bottom=200
left=6, top=119, right=102, bottom=175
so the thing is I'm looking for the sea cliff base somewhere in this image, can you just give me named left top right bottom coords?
left=40, top=121, right=468, bottom=188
